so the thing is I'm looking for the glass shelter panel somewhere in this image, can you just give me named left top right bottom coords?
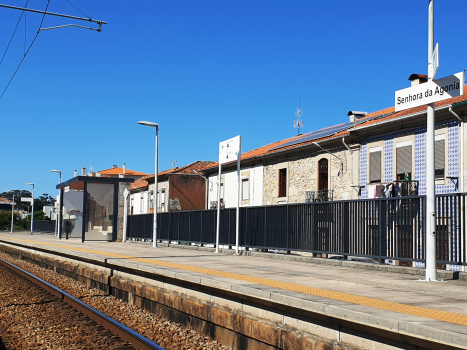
left=85, top=183, right=114, bottom=241
left=62, top=189, right=83, bottom=238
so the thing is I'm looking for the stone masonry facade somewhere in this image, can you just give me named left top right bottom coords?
left=263, top=148, right=358, bottom=205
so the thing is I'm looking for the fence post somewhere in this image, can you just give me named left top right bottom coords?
left=200, top=211, right=203, bottom=247
left=343, top=202, right=349, bottom=259
left=264, top=206, right=267, bottom=252
left=286, top=205, right=290, bottom=254
left=245, top=207, right=248, bottom=251
left=378, top=199, right=387, bottom=263
left=168, top=212, right=171, bottom=242
left=311, top=203, right=316, bottom=257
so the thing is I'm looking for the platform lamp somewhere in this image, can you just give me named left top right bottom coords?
left=25, top=183, right=34, bottom=235
left=50, top=170, right=62, bottom=238
left=8, top=190, right=15, bottom=233
left=138, top=121, right=159, bottom=248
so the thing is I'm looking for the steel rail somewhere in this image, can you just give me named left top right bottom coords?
left=0, top=258, right=165, bottom=350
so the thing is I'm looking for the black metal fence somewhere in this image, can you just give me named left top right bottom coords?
left=127, top=193, right=467, bottom=266
left=26, top=220, right=56, bottom=233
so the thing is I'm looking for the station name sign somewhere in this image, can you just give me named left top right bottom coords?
left=394, top=71, right=464, bottom=112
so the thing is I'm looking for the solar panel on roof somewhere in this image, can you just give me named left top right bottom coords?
left=271, top=123, right=352, bottom=151
left=271, top=112, right=392, bottom=152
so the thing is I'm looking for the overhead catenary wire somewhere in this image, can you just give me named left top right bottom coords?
left=65, top=0, right=90, bottom=19
left=0, top=0, right=50, bottom=100
left=0, top=0, right=29, bottom=68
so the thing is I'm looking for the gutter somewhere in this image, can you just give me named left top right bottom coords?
left=350, top=105, right=452, bottom=132
left=203, top=133, right=349, bottom=175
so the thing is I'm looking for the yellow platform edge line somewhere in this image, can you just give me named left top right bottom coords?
left=2, top=236, right=467, bottom=327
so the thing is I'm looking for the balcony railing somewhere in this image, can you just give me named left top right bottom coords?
left=305, top=190, right=334, bottom=202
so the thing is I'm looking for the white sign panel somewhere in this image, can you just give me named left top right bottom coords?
left=21, top=197, right=33, bottom=203
left=395, top=71, right=464, bottom=112
left=219, top=135, right=241, bottom=165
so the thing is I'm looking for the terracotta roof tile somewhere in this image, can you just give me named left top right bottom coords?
left=94, top=166, right=148, bottom=177
left=0, top=197, right=13, bottom=204
left=175, top=161, right=218, bottom=174
left=130, top=178, right=149, bottom=190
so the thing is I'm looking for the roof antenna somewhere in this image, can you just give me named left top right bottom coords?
left=171, top=160, right=177, bottom=167
left=293, top=97, right=303, bottom=136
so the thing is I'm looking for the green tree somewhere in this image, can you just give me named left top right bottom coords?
left=0, top=210, right=22, bottom=231
left=0, top=190, right=32, bottom=211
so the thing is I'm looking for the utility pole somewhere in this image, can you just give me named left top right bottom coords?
left=425, top=0, right=437, bottom=281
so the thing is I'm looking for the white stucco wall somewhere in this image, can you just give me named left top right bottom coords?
left=207, top=165, right=263, bottom=209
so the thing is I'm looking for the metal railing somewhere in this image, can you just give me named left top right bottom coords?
left=126, top=193, right=467, bottom=266
left=26, top=220, right=56, bottom=233
left=306, top=190, right=334, bottom=202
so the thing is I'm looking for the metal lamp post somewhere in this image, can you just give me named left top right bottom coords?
left=50, top=170, right=62, bottom=238
left=138, top=121, right=159, bottom=248
left=8, top=191, right=15, bottom=233
left=25, top=183, right=34, bottom=235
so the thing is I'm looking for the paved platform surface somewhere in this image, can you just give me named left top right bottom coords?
left=2, top=231, right=467, bottom=348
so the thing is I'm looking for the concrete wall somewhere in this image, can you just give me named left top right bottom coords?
left=207, top=165, right=263, bottom=209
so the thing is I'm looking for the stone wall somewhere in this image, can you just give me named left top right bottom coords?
left=263, top=147, right=358, bottom=205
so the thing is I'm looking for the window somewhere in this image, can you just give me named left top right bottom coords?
left=369, top=146, right=382, bottom=183
left=160, top=190, right=166, bottom=212
left=396, top=141, right=412, bottom=181
left=435, top=134, right=445, bottom=180
left=242, top=179, right=249, bottom=200
left=149, top=191, right=154, bottom=209
left=278, top=168, right=287, bottom=197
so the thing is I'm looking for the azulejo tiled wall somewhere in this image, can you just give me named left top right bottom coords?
left=359, top=120, right=459, bottom=198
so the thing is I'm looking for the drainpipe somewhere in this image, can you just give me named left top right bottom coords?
left=449, top=107, right=463, bottom=192
left=342, top=138, right=354, bottom=198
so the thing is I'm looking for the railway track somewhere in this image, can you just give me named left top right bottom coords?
left=0, top=258, right=165, bottom=350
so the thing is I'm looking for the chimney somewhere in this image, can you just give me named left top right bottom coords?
left=123, top=163, right=126, bottom=175
left=82, top=168, right=86, bottom=176
left=96, top=172, right=101, bottom=177
left=112, top=165, right=118, bottom=168
left=74, top=170, right=77, bottom=177
left=348, top=111, right=368, bottom=123
left=408, top=74, right=428, bottom=87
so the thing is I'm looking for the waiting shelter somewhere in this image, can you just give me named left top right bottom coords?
left=56, top=176, right=133, bottom=242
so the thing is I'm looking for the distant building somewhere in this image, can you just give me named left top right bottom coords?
left=0, top=197, right=14, bottom=211
left=130, top=161, right=216, bottom=214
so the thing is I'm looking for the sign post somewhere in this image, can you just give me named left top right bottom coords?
left=215, top=136, right=241, bottom=254
left=426, top=0, right=437, bottom=282
left=393, top=2, right=465, bottom=280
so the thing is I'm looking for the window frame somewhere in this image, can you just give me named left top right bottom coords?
left=278, top=168, right=287, bottom=198
left=369, top=146, right=382, bottom=183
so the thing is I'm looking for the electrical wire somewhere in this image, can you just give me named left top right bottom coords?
left=65, top=0, right=90, bottom=19
left=0, top=0, right=50, bottom=100
left=0, top=0, right=29, bottom=68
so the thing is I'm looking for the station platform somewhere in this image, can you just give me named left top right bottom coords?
left=1, top=231, right=467, bottom=350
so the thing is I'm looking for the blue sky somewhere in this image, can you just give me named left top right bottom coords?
left=1, top=1, right=466, bottom=198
